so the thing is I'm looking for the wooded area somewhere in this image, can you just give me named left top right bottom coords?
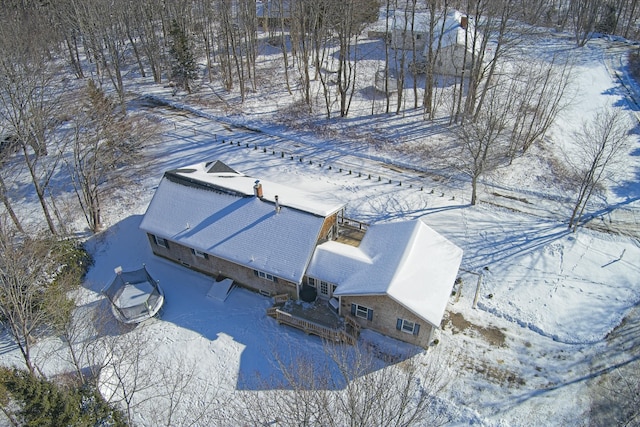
left=0, top=1, right=638, bottom=425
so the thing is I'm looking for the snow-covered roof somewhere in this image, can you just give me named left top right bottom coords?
left=307, top=218, right=463, bottom=328
left=139, top=161, right=345, bottom=284
left=170, top=161, right=344, bottom=217
left=429, top=10, right=480, bottom=51
left=391, top=11, right=431, bottom=33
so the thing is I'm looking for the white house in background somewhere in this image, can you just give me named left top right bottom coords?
left=391, top=10, right=483, bottom=76
left=390, top=11, right=431, bottom=52
left=426, top=10, right=483, bottom=76
left=140, top=160, right=463, bottom=348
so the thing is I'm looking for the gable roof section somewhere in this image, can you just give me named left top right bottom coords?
left=307, top=218, right=463, bottom=328
left=206, top=160, right=238, bottom=174
left=140, top=161, right=345, bottom=284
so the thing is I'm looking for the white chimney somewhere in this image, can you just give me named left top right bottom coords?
left=275, top=195, right=281, bottom=213
left=254, top=180, right=263, bottom=198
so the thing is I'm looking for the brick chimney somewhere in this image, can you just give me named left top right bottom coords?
left=254, top=180, right=263, bottom=198
left=460, top=15, right=468, bottom=30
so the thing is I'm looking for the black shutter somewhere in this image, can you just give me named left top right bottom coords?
left=351, top=303, right=356, bottom=316
left=396, top=318, right=403, bottom=331
left=253, top=270, right=259, bottom=277
left=367, top=308, right=373, bottom=321
left=413, top=324, right=420, bottom=336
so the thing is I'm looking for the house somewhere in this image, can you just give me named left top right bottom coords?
left=305, top=219, right=463, bottom=348
left=391, top=10, right=483, bottom=76
left=140, top=160, right=463, bottom=348
left=390, top=11, right=431, bottom=52
left=256, top=0, right=292, bottom=27
left=425, top=10, right=483, bottom=76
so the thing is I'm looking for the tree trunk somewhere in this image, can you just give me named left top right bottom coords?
left=0, top=176, right=24, bottom=232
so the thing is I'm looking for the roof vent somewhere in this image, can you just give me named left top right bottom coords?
left=275, top=195, right=281, bottom=214
left=254, top=180, right=263, bottom=198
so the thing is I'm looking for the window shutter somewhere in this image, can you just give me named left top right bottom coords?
left=351, top=304, right=356, bottom=316
left=273, top=276, right=278, bottom=283
left=367, top=309, right=373, bottom=321
left=396, top=319, right=403, bottom=331
left=253, top=270, right=258, bottom=277
left=164, top=240, right=170, bottom=249
left=413, top=324, right=420, bottom=336
left=190, top=248, right=195, bottom=255
left=204, top=253, right=209, bottom=260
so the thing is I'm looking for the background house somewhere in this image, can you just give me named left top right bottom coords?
left=256, top=0, right=292, bottom=27
left=391, top=10, right=483, bottom=76
left=390, top=11, right=430, bottom=52
left=426, top=10, right=483, bottom=76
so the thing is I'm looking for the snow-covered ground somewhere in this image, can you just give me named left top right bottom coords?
left=2, top=23, right=640, bottom=426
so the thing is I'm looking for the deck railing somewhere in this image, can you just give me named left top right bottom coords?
left=273, top=293, right=289, bottom=304
left=267, top=307, right=359, bottom=345
left=338, top=216, right=369, bottom=231
left=345, top=314, right=361, bottom=334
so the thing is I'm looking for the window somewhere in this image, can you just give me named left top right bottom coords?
left=191, top=248, right=208, bottom=259
left=319, top=281, right=329, bottom=296
left=254, top=270, right=276, bottom=282
left=351, top=303, right=373, bottom=321
left=308, top=277, right=316, bottom=287
left=153, top=235, right=169, bottom=249
left=396, top=318, right=421, bottom=335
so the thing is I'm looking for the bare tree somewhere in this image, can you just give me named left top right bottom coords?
left=507, top=55, right=574, bottom=158
left=567, top=107, right=633, bottom=231
left=0, top=134, right=23, bottom=233
left=148, top=357, right=227, bottom=427
left=132, top=0, right=166, bottom=84
left=290, top=0, right=329, bottom=111
left=98, top=326, right=160, bottom=426
left=0, top=8, right=66, bottom=235
left=328, top=0, right=377, bottom=117
left=235, top=341, right=453, bottom=426
left=0, top=228, right=83, bottom=376
left=569, top=0, right=602, bottom=47
left=590, top=360, right=640, bottom=426
left=69, top=0, right=131, bottom=107
left=422, top=0, right=449, bottom=120
left=451, top=75, right=516, bottom=205
left=64, top=80, right=155, bottom=232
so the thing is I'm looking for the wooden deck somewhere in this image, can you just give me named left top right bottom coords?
left=336, top=218, right=368, bottom=247
left=267, top=297, right=360, bottom=345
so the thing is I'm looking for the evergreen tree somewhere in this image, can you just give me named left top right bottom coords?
left=168, top=19, right=198, bottom=94
left=0, top=367, right=125, bottom=426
